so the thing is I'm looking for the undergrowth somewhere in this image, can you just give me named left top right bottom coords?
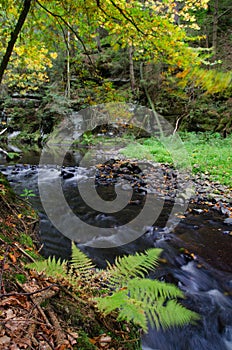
left=28, top=243, right=199, bottom=333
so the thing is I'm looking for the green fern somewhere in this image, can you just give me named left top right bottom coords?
left=71, top=242, right=95, bottom=280
left=106, top=248, right=162, bottom=288
left=27, top=244, right=199, bottom=333
left=96, top=277, right=199, bottom=332
left=27, top=243, right=96, bottom=287
left=27, top=256, right=67, bottom=279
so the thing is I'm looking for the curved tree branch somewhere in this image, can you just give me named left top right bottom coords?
left=35, top=0, right=94, bottom=67
left=0, top=0, right=32, bottom=85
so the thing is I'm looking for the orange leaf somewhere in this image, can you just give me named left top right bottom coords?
left=9, top=253, right=17, bottom=263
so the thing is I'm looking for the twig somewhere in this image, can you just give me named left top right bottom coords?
left=60, top=285, right=89, bottom=305
left=15, top=281, right=56, bottom=328
left=27, top=219, right=39, bottom=226
left=0, top=284, right=58, bottom=299
left=0, top=147, right=8, bottom=156
left=0, top=246, right=9, bottom=295
left=26, top=309, right=38, bottom=347
left=0, top=128, right=7, bottom=135
left=39, top=333, right=55, bottom=350
left=47, top=306, right=66, bottom=346
left=173, top=114, right=188, bottom=134
left=173, top=117, right=182, bottom=134
left=14, top=242, right=35, bottom=262
left=115, top=337, right=141, bottom=344
left=0, top=193, right=28, bottom=234
left=37, top=243, right=44, bottom=253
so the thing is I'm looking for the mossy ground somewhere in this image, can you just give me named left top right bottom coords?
left=76, top=130, right=232, bottom=188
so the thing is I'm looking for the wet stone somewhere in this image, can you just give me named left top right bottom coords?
left=224, top=218, right=232, bottom=225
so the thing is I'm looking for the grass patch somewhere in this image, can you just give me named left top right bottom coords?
left=121, top=132, right=232, bottom=187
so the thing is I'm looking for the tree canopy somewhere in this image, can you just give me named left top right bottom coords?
left=0, top=0, right=231, bottom=95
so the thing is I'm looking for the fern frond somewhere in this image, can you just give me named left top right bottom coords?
left=148, top=298, right=199, bottom=330
left=71, top=242, right=95, bottom=280
left=96, top=289, right=147, bottom=329
left=27, top=256, right=67, bottom=279
left=106, top=248, right=162, bottom=288
left=127, top=277, right=184, bottom=301
left=128, top=278, right=199, bottom=330
left=96, top=277, right=199, bottom=332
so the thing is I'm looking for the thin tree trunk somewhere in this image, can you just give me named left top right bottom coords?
left=65, top=30, right=71, bottom=99
left=140, top=62, right=163, bottom=137
left=212, top=0, right=219, bottom=53
left=129, top=45, right=135, bottom=92
left=0, top=0, right=32, bottom=85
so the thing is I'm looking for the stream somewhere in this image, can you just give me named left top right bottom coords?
left=1, top=151, right=232, bottom=350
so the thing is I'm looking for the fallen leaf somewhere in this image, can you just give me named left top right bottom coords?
left=3, top=263, right=10, bottom=270
left=175, top=214, right=185, bottom=219
left=10, top=344, right=21, bottom=350
left=9, top=253, right=17, bottom=263
left=1, top=295, right=28, bottom=307
left=0, top=335, right=11, bottom=346
left=5, top=309, right=15, bottom=320
left=99, top=334, right=112, bottom=348
left=16, top=338, right=31, bottom=349
left=55, top=341, right=71, bottom=350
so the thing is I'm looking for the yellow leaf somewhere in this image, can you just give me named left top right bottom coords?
left=50, top=52, right=58, bottom=59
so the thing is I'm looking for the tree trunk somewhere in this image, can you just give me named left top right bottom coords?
left=65, top=30, right=71, bottom=99
left=212, top=0, right=219, bottom=53
left=0, top=0, right=31, bottom=85
left=129, top=45, right=135, bottom=92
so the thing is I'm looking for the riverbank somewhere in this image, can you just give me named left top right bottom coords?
left=0, top=173, right=140, bottom=350
left=93, top=143, right=232, bottom=219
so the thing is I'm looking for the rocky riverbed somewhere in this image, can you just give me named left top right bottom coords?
left=89, top=146, right=232, bottom=220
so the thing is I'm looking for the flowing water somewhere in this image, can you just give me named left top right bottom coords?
left=1, top=153, right=232, bottom=350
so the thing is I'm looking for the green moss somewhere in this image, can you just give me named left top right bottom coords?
left=25, top=249, right=39, bottom=260
left=0, top=233, right=12, bottom=243
left=19, top=233, right=34, bottom=248
left=14, top=273, right=27, bottom=284
left=74, top=331, right=97, bottom=350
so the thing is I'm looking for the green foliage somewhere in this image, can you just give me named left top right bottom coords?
left=97, top=278, right=198, bottom=332
left=181, top=132, right=232, bottom=186
left=97, top=250, right=198, bottom=332
left=28, top=256, right=67, bottom=279
left=14, top=273, right=27, bottom=284
left=1, top=0, right=231, bottom=98
left=0, top=187, right=6, bottom=196
left=122, top=133, right=232, bottom=187
left=6, top=152, right=20, bottom=160
left=106, top=248, right=162, bottom=288
left=20, top=188, right=36, bottom=199
left=27, top=242, right=95, bottom=286
left=70, top=242, right=95, bottom=281
left=80, top=131, right=94, bottom=145
left=122, top=139, right=173, bottom=164
left=19, top=233, right=33, bottom=248
left=28, top=243, right=198, bottom=333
